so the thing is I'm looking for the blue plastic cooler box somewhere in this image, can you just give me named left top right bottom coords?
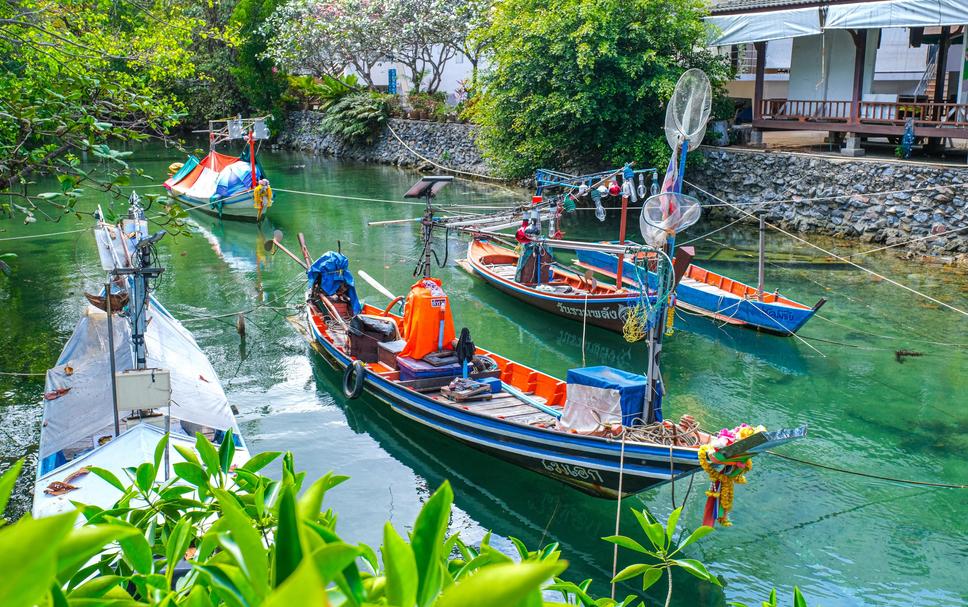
left=565, top=366, right=651, bottom=426
left=397, top=356, right=463, bottom=381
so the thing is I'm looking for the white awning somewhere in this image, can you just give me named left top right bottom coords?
left=826, top=0, right=968, bottom=29
left=707, top=7, right=822, bottom=46
left=707, top=0, right=968, bottom=46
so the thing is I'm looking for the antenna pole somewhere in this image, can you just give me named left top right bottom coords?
left=105, top=281, right=121, bottom=436
left=757, top=213, right=766, bottom=301
left=422, top=191, right=434, bottom=278
left=615, top=194, right=629, bottom=288
left=249, top=128, right=257, bottom=189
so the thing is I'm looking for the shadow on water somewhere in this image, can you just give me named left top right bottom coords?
left=305, top=354, right=729, bottom=607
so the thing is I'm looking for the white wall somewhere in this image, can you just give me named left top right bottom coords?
left=788, top=30, right=876, bottom=103
left=362, top=47, right=482, bottom=103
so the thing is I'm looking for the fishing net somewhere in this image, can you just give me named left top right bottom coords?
left=639, top=192, right=701, bottom=247
left=665, top=68, right=712, bottom=150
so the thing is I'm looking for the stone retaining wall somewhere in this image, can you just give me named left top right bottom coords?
left=279, top=112, right=968, bottom=260
left=278, top=111, right=493, bottom=177
left=691, top=148, right=968, bottom=260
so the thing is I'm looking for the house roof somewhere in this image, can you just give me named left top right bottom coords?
left=708, top=0, right=878, bottom=16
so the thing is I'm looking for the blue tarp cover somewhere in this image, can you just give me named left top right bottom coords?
left=307, top=252, right=361, bottom=314
left=214, top=160, right=264, bottom=200
left=566, top=366, right=651, bottom=425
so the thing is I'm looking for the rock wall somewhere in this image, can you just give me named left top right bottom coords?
left=279, top=111, right=493, bottom=177
left=279, top=112, right=968, bottom=259
left=691, top=148, right=968, bottom=259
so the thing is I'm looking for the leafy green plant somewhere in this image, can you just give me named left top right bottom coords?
left=604, top=506, right=720, bottom=607
left=320, top=91, right=392, bottom=143
left=287, top=73, right=362, bottom=109
left=408, top=91, right=447, bottom=117
left=1, top=432, right=578, bottom=606
left=471, top=0, right=731, bottom=177
left=729, top=586, right=811, bottom=607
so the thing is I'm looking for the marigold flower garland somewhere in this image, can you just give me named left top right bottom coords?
left=698, top=423, right=765, bottom=527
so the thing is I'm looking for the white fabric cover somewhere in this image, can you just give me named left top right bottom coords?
left=34, top=424, right=249, bottom=519
left=707, top=7, right=822, bottom=46
left=94, top=219, right=148, bottom=272
left=181, top=167, right=218, bottom=200
left=826, top=1, right=968, bottom=29
left=559, top=383, right=622, bottom=433
left=39, top=302, right=238, bottom=458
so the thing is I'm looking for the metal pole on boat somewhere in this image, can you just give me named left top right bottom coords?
left=105, top=281, right=121, bottom=437
left=615, top=194, right=629, bottom=288
left=422, top=191, right=434, bottom=279
left=757, top=213, right=766, bottom=301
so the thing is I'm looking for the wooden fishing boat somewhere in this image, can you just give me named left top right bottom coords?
left=33, top=200, right=249, bottom=518
left=164, top=116, right=273, bottom=223
left=299, top=263, right=802, bottom=499
left=457, top=237, right=671, bottom=339
left=576, top=248, right=826, bottom=336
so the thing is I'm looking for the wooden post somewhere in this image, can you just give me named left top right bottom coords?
left=757, top=215, right=765, bottom=301
left=615, top=195, right=629, bottom=288
left=934, top=26, right=951, bottom=105
left=849, top=29, right=868, bottom=126
left=928, top=26, right=951, bottom=151
left=753, top=41, right=767, bottom=122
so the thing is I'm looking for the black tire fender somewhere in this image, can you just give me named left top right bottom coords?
left=342, top=360, right=366, bottom=399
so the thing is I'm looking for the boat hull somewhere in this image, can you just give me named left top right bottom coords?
left=577, top=249, right=820, bottom=336
left=302, top=307, right=701, bottom=498
left=171, top=189, right=268, bottom=223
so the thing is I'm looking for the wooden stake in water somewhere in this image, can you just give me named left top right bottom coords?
left=757, top=214, right=765, bottom=301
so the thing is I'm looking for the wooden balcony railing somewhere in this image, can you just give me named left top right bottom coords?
left=758, top=98, right=968, bottom=131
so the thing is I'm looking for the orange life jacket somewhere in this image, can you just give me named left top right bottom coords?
left=400, top=277, right=456, bottom=360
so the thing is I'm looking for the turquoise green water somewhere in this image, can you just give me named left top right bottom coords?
left=2, top=144, right=967, bottom=606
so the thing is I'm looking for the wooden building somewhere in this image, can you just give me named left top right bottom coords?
left=707, top=0, right=968, bottom=155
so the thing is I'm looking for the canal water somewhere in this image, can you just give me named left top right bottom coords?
left=2, top=144, right=966, bottom=606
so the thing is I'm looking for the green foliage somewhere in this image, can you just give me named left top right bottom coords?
left=729, top=586, right=811, bottom=607
left=286, top=74, right=362, bottom=109
left=320, top=91, right=392, bottom=144
left=0, top=433, right=741, bottom=606
left=231, top=0, right=290, bottom=118
left=603, top=506, right=719, bottom=607
left=0, top=0, right=199, bottom=221
left=471, top=0, right=732, bottom=177
left=0, top=434, right=577, bottom=606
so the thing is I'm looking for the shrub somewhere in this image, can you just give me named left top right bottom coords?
left=471, top=0, right=732, bottom=177
left=320, top=91, right=392, bottom=143
left=0, top=432, right=756, bottom=606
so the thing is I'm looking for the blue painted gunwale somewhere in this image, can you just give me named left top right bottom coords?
left=577, top=249, right=820, bottom=335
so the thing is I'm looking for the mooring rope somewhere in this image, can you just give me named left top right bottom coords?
left=766, top=451, right=968, bottom=489
left=0, top=227, right=89, bottom=242
left=685, top=181, right=968, bottom=319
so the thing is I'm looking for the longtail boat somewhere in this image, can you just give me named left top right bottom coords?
left=575, top=247, right=826, bottom=335
left=33, top=197, right=249, bottom=518
left=270, top=176, right=804, bottom=511
left=164, top=116, right=273, bottom=223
